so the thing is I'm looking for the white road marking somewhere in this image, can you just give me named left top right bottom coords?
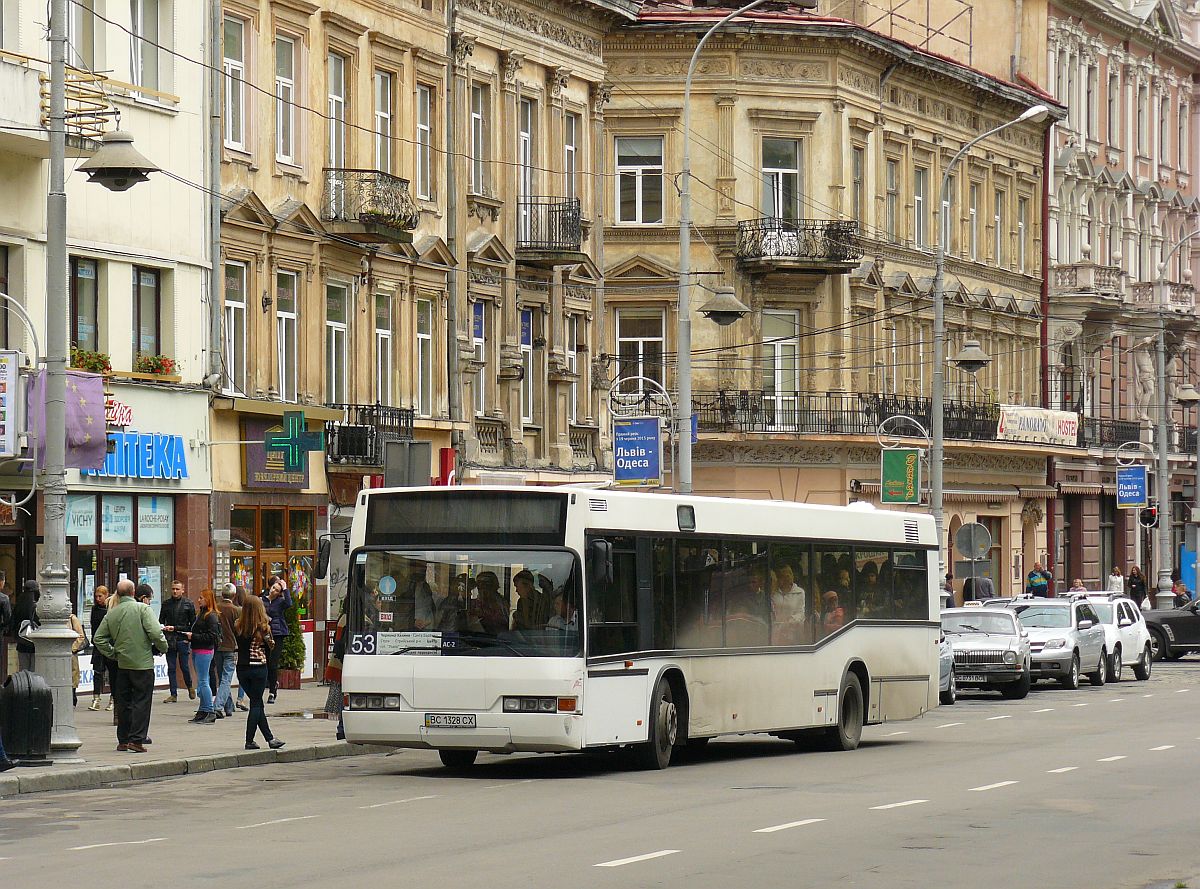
left=1176, top=689, right=1190, bottom=694
left=69, top=838, right=166, bottom=852
left=1150, top=745, right=1176, bottom=752
left=478, top=779, right=534, bottom=791
left=1143, top=694, right=1155, bottom=698
left=883, top=731, right=909, bottom=737
left=986, top=715, right=1013, bottom=721
left=937, top=722, right=964, bottom=728
left=969, top=781, right=1018, bottom=792
left=1032, top=708, right=1055, bottom=713
left=235, top=815, right=320, bottom=830
left=1072, top=703, right=1089, bottom=708
left=359, top=796, right=437, bottom=810
left=1047, top=767, right=1078, bottom=774
left=1109, top=698, right=1124, bottom=703
left=594, top=850, right=680, bottom=868
left=1097, top=755, right=1126, bottom=762
left=754, top=818, right=826, bottom=834
left=870, top=799, right=928, bottom=810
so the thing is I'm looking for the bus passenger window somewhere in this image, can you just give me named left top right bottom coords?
left=856, top=550, right=892, bottom=619
left=586, top=536, right=638, bottom=656
left=720, top=540, right=768, bottom=648
left=769, top=543, right=811, bottom=646
left=651, top=538, right=675, bottom=650
left=815, top=547, right=852, bottom=637
left=892, top=551, right=929, bottom=620
left=675, top=540, right=720, bottom=649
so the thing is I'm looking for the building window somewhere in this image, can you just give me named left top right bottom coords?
left=518, top=98, right=536, bottom=241
left=275, top=36, right=296, bottom=163
left=1017, top=196, right=1029, bottom=273
left=913, top=165, right=929, bottom=248
left=885, top=158, right=898, bottom=240
left=1099, top=497, right=1116, bottom=583
left=968, top=183, right=979, bottom=261
left=616, top=308, right=663, bottom=393
left=993, top=189, right=1006, bottom=265
left=327, top=53, right=347, bottom=169
left=564, top=112, right=580, bottom=203
left=70, top=257, right=99, bottom=352
left=1108, top=73, right=1120, bottom=146
left=0, top=246, right=11, bottom=349
left=416, top=298, right=433, bottom=417
left=374, top=71, right=393, bottom=174
left=851, top=146, right=864, bottom=223
left=325, top=283, right=348, bottom=405
left=276, top=271, right=298, bottom=403
left=222, top=17, right=246, bottom=149
left=133, top=266, right=161, bottom=357
left=226, top=506, right=316, bottom=620
left=616, top=136, right=663, bottom=225
left=374, top=294, right=392, bottom=406
left=69, top=0, right=96, bottom=71
left=223, top=262, right=246, bottom=395
left=762, top=138, right=801, bottom=221
left=469, top=83, right=487, bottom=194
left=1160, top=96, right=1171, bottom=166
left=1086, top=65, right=1098, bottom=140
left=472, top=301, right=486, bottom=416
left=941, top=174, right=954, bottom=250
left=762, top=309, right=800, bottom=428
left=130, top=0, right=162, bottom=91
left=1138, top=84, right=1148, bottom=155
left=416, top=84, right=433, bottom=200
left=1180, top=104, right=1190, bottom=172
left=520, top=308, right=535, bottom=424
left=566, top=314, right=579, bottom=424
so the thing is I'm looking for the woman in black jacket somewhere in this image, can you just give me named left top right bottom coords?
left=88, top=586, right=112, bottom=711
left=1127, top=566, right=1148, bottom=608
left=180, top=589, right=222, bottom=724
left=235, top=594, right=284, bottom=751
left=13, top=580, right=39, bottom=671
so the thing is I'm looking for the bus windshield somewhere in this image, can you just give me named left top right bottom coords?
left=347, top=548, right=580, bottom=658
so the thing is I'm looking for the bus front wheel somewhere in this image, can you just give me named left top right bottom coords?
left=438, top=749, right=478, bottom=770
left=636, top=678, right=678, bottom=770
left=822, top=673, right=864, bottom=752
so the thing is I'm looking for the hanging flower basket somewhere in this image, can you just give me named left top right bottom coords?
left=70, top=347, right=111, bottom=374
left=133, top=353, right=177, bottom=375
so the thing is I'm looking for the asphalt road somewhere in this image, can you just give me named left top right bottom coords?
left=4, top=660, right=1200, bottom=889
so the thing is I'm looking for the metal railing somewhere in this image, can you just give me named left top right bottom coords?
left=735, top=218, right=864, bottom=265
left=321, top=168, right=420, bottom=231
left=325, top=403, right=415, bottom=465
left=1076, top=417, right=1142, bottom=449
left=516, top=196, right=582, bottom=252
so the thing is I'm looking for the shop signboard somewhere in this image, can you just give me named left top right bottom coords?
left=996, top=405, right=1079, bottom=447
left=880, top=448, right=921, bottom=504
left=0, top=351, right=19, bottom=457
left=243, top=417, right=311, bottom=489
left=613, top=416, right=662, bottom=487
left=1116, top=465, right=1148, bottom=509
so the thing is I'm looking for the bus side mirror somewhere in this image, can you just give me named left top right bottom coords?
left=316, top=537, right=332, bottom=580
left=589, top=538, right=613, bottom=588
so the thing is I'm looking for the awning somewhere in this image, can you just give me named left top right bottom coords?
left=858, top=483, right=1021, bottom=503
left=1057, top=481, right=1104, bottom=495
left=1018, top=485, right=1059, bottom=500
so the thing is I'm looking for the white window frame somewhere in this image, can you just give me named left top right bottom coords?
left=472, top=301, right=486, bottom=416
left=564, top=112, right=579, bottom=203
left=761, top=309, right=800, bottom=428
left=615, top=136, right=664, bottom=225
left=130, top=0, right=161, bottom=92
left=223, top=262, right=247, bottom=396
left=993, top=188, right=1006, bottom=265
left=566, top=314, right=579, bottom=425
left=276, top=271, right=299, bottom=403
left=325, top=282, right=349, bottom=406
left=615, top=308, right=665, bottom=394
left=518, top=98, right=535, bottom=241
left=1138, top=84, right=1148, bottom=155
left=470, top=83, right=487, bottom=194
left=1108, top=73, right=1120, bottom=146
left=1181, top=104, right=1190, bottom=172
left=375, top=293, right=392, bottom=406
left=417, top=298, right=433, bottom=417
left=968, top=183, right=979, bottom=261
left=520, top=308, right=535, bottom=424
left=328, top=52, right=347, bottom=169
left=69, top=0, right=96, bottom=71
left=1017, top=196, right=1029, bottom=273
left=761, top=137, right=801, bottom=221
left=275, top=35, right=296, bottom=164
left=913, top=166, right=929, bottom=248
left=1086, top=65, right=1098, bottom=140
left=416, top=84, right=433, bottom=200
left=851, top=146, right=864, bottom=223
left=941, top=175, right=954, bottom=250
left=375, top=70, right=394, bottom=174
left=885, top=158, right=898, bottom=240
left=1160, top=96, right=1170, bottom=167
left=223, top=17, right=246, bottom=150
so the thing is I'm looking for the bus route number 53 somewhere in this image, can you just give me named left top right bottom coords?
left=349, top=633, right=376, bottom=655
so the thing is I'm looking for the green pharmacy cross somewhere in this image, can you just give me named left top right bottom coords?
left=266, top=411, right=325, bottom=472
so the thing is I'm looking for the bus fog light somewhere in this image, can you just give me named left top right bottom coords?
left=369, top=696, right=384, bottom=709
left=384, top=696, right=402, bottom=709
left=503, top=697, right=520, bottom=712
left=557, top=697, right=578, bottom=713
left=350, top=694, right=367, bottom=709
left=538, top=698, right=556, bottom=712
left=520, top=698, right=538, bottom=712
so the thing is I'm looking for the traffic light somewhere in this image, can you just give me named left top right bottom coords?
left=1140, top=505, right=1159, bottom=528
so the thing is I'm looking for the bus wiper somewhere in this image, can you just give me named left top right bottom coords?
left=445, top=632, right=528, bottom=657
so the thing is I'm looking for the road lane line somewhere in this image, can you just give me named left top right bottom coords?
left=870, top=800, right=928, bottom=810
left=1109, top=698, right=1124, bottom=702
left=1150, top=745, right=1176, bottom=751
left=1032, top=708, right=1054, bottom=713
left=1176, top=689, right=1190, bottom=694
left=754, top=818, right=826, bottom=834
left=986, top=715, right=1013, bottom=721
left=359, top=796, right=438, bottom=810
left=1072, top=703, right=1089, bottom=707
left=969, top=781, right=1018, bottom=792
left=235, top=815, right=320, bottom=830
left=594, top=850, right=680, bottom=868
left=69, top=838, right=166, bottom=852
left=1143, top=694, right=1155, bottom=698
left=1047, top=767, right=1078, bottom=774
left=1097, top=755, right=1126, bottom=762
left=937, top=722, right=964, bottom=728
left=883, top=731, right=909, bottom=737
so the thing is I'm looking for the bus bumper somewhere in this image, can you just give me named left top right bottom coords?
left=344, top=711, right=586, bottom=754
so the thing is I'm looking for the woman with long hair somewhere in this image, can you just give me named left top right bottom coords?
left=1127, top=565, right=1148, bottom=608
left=233, top=585, right=250, bottom=711
left=235, top=595, right=284, bottom=750
left=89, top=586, right=112, bottom=711
left=184, top=588, right=222, bottom=724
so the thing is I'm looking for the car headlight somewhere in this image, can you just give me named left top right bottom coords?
left=1043, top=638, right=1067, bottom=649
left=1002, top=650, right=1018, bottom=664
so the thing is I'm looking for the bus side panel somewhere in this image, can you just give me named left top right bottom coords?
left=583, top=673, right=650, bottom=746
left=683, top=655, right=813, bottom=737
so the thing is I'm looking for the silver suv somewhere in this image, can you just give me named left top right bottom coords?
left=1007, top=598, right=1107, bottom=689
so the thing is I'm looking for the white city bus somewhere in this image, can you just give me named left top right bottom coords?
left=330, top=486, right=939, bottom=770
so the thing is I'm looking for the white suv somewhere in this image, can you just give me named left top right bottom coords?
left=1082, top=594, right=1153, bottom=682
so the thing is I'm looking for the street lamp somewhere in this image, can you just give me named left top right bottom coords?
left=31, top=0, right=158, bottom=760
left=676, top=0, right=767, bottom=494
left=931, top=103, right=1048, bottom=577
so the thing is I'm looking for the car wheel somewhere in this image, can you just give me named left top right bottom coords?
left=1107, top=646, right=1122, bottom=683
left=1133, top=644, right=1153, bottom=681
left=939, top=670, right=957, bottom=706
left=1060, top=652, right=1081, bottom=690
left=1088, top=649, right=1107, bottom=686
left=821, top=672, right=864, bottom=752
left=1149, top=628, right=1172, bottom=662
left=438, top=749, right=478, bottom=770
left=1000, top=667, right=1031, bottom=700
left=636, top=677, right=678, bottom=770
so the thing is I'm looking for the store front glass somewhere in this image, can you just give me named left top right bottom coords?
left=69, top=492, right=175, bottom=614
left=229, top=504, right=315, bottom=617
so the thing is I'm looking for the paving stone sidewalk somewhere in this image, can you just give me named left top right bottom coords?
left=1, top=682, right=384, bottom=797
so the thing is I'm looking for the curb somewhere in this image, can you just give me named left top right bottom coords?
left=0, top=742, right=389, bottom=797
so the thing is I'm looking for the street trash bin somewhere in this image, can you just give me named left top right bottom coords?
left=0, top=669, right=53, bottom=758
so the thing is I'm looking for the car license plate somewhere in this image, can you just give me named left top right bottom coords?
left=958, top=674, right=987, bottom=683
left=425, top=713, right=476, bottom=729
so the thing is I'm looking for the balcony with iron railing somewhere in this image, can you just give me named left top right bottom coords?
left=516, top=196, right=584, bottom=264
left=1052, top=262, right=1124, bottom=304
left=325, top=403, right=415, bottom=466
left=321, top=168, right=420, bottom=245
left=735, top=218, right=864, bottom=273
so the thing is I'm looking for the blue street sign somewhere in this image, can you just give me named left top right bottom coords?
left=613, top=416, right=662, bottom=487
left=691, top=414, right=698, bottom=445
left=1116, top=465, right=1148, bottom=509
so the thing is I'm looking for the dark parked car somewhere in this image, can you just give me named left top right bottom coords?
left=1144, top=599, right=1200, bottom=661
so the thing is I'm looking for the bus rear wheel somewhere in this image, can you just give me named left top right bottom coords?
left=438, top=749, right=478, bottom=770
left=636, top=678, right=678, bottom=770
left=822, top=673, right=864, bottom=752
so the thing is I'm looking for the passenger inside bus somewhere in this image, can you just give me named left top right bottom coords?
left=470, top=571, right=510, bottom=634
left=546, top=593, right=578, bottom=630
left=511, top=569, right=553, bottom=631
left=822, top=590, right=846, bottom=632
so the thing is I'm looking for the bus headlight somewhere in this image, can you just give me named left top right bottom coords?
left=503, top=696, right=577, bottom=713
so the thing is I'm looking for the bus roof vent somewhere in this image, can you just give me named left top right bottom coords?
left=589, top=499, right=608, bottom=512
left=904, top=520, right=920, bottom=543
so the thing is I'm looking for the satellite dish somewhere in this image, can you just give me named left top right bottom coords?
left=954, top=522, right=992, bottom=560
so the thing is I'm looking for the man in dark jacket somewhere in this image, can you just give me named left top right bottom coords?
left=264, top=576, right=292, bottom=703
left=158, top=579, right=196, bottom=703
left=214, top=584, right=241, bottom=717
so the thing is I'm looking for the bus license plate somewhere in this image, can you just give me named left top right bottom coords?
left=425, top=713, right=476, bottom=729
left=958, top=674, right=986, bottom=683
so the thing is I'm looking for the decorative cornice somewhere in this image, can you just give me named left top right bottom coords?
left=457, top=0, right=603, bottom=60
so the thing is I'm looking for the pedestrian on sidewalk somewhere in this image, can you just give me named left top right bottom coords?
left=185, top=588, right=221, bottom=724
left=1128, top=565, right=1148, bottom=608
left=88, top=586, right=112, bottom=711
left=0, top=723, right=14, bottom=771
left=69, top=609, right=85, bottom=707
left=13, top=580, right=39, bottom=672
left=213, top=584, right=241, bottom=718
left=325, top=606, right=348, bottom=741
left=263, top=576, right=292, bottom=705
left=0, top=570, right=12, bottom=669
left=235, top=594, right=284, bottom=751
left=159, top=579, right=196, bottom=703
left=94, top=579, right=168, bottom=753
left=233, top=585, right=249, bottom=712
